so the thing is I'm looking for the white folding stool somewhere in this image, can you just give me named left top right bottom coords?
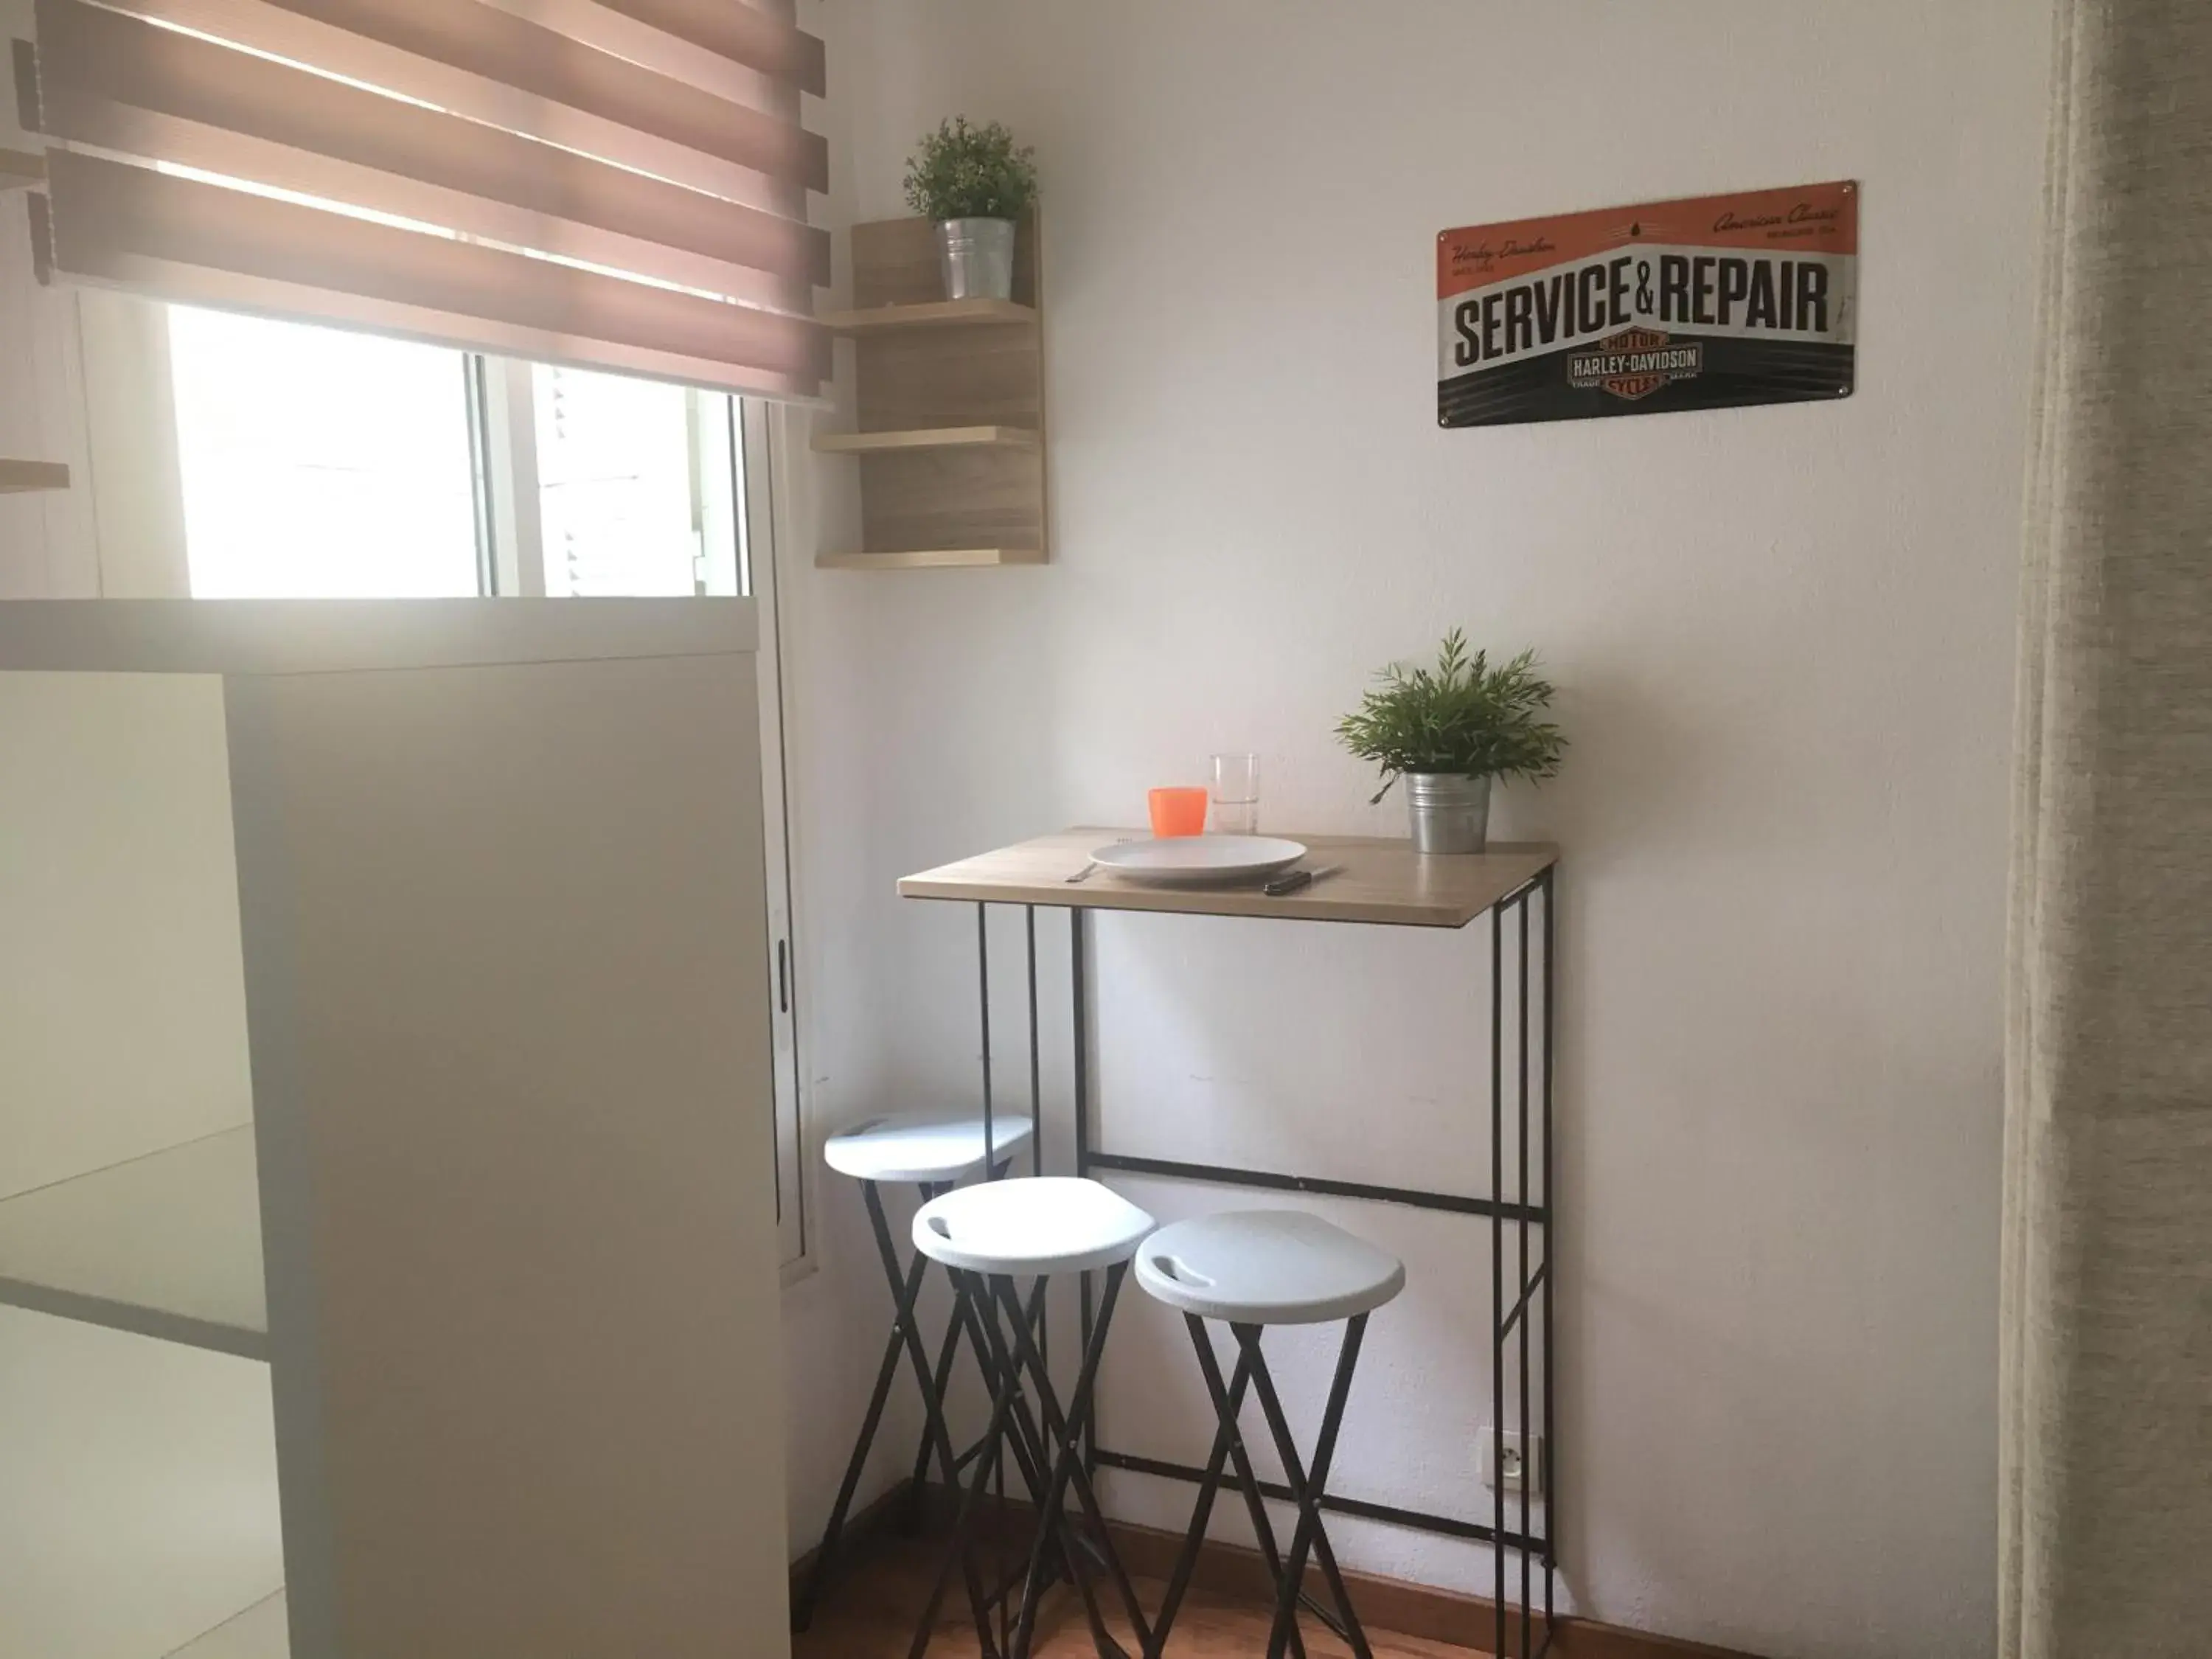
left=908, top=1175, right=1157, bottom=1659
left=1135, top=1208, right=1407, bottom=1659
left=793, top=1112, right=1036, bottom=1635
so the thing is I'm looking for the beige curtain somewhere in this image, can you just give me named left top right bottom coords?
left=2001, top=1, right=2212, bottom=1655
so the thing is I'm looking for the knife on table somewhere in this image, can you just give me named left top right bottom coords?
left=1264, top=864, right=1342, bottom=898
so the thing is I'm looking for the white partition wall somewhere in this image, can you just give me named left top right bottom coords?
left=0, top=600, right=791, bottom=1659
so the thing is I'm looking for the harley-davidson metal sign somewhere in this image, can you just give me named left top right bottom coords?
left=1437, top=181, right=1857, bottom=427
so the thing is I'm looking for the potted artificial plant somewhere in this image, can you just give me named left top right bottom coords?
left=1337, top=630, right=1567, bottom=854
left=903, top=117, right=1039, bottom=303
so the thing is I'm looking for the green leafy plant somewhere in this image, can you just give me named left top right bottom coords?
left=1337, top=630, right=1567, bottom=801
left=902, top=117, right=1038, bottom=222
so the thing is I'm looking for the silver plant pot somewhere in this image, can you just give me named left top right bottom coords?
left=936, top=217, right=1018, bottom=302
left=1405, top=772, right=1492, bottom=855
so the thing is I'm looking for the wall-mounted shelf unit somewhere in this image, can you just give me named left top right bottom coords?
left=816, top=216, right=1047, bottom=570
left=0, top=599, right=794, bottom=1659
left=1, top=459, right=71, bottom=493
left=0, top=147, right=44, bottom=190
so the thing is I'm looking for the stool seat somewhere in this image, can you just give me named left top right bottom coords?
left=824, top=1112, right=1035, bottom=1184
left=914, top=1177, right=1154, bottom=1276
left=1136, top=1210, right=1406, bottom=1326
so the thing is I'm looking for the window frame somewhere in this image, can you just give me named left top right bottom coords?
left=738, top=398, right=812, bottom=1275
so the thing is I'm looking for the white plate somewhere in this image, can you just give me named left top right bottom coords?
left=1088, top=835, right=1307, bottom=887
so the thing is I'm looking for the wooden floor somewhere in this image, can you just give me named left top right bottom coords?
left=794, top=1533, right=1475, bottom=1658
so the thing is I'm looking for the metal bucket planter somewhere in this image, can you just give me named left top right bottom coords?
left=936, top=217, right=1018, bottom=301
left=1405, top=773, right=1492, bottom=854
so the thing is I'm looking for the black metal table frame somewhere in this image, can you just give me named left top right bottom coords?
left=954, top=864, right=1557, bottom=1659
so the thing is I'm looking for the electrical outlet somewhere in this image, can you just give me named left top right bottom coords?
left=1479, top=1427, right=1543, bottom=1495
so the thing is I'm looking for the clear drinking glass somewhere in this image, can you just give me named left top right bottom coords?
left=1210, top=753, right=1260, bottom=835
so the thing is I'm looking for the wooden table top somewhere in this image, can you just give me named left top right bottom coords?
left=898, top=828, right=1558, bottom=929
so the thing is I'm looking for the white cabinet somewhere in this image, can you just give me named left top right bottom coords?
left=0, top=600, right=791, bottom=1658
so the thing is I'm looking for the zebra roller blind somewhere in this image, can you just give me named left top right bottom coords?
left=13, top=0, right=830, bottom=397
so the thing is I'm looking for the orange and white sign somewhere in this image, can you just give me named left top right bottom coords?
left=1437, top=181, right=1858, bottom=427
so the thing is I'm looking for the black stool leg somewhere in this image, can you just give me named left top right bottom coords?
left=995, top=1267, right=1149, bottom=1659
left=850, top=1189, right=1001, bottom=1659
left=967, top=1272, right=1063, bottom=1656
left=905, top=1157, right=1018, bottom=1529
left=1192, top=1320, right=1311, bottom=1658
left=908, top=1270, right=1047, bottom=1659
left=1245, top=1317, right=1372, bottom=1659
left=906, top=1269, right=1070, bottom=1658
left=902, top=1279, right=971, bottom=1531
left=1147, top=1318, right=1307, bottom=1659
left=989, top=1274, right=1130, bottom=1587
left=793, top=1179, right=944, bottom=1630
left=1145, top=1323, right=1251, bottom=1658
left=947, top=1270, right=1052, bottom=1508
left=959, top=1273, right=1118, bottom=1654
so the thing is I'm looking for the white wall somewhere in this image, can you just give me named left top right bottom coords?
left=794, top=4, right=2051, bottom=1656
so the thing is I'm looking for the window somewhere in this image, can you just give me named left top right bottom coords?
left=530, top=364, right=728, bottom=599
left=168, top=309, right=480, bottom=599
left=164, top=307, right=810, bottom=1265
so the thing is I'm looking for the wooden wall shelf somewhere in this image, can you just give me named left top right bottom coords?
left=0, top=147, right=44, bottom=191
left=815, top=547, right=1044, bottom=570
left=821, top=297, right=1037, bottom=333
left=0, top=459, right=71, bottom=493
left=811, top=424, right=1037, bottom=455
left=817, top=216, right=1047, bottom=571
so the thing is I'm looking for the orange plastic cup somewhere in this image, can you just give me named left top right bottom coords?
left=1148, top=786, right=1209, bottom=838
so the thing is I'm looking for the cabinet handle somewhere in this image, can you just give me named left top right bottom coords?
left=776, top=938, right=790, bottom=1015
